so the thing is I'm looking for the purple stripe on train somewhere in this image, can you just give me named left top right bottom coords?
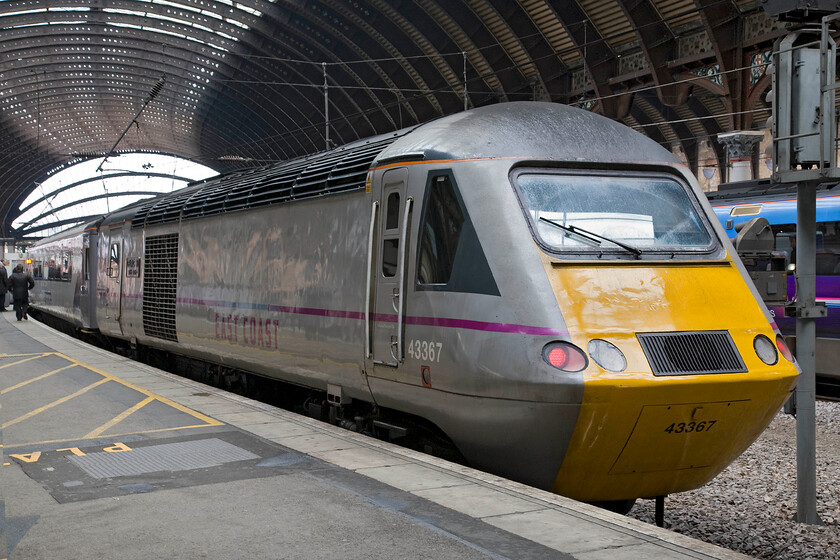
left=772, top=276, right=840, bottom=338
left=179, top=297, right=569, bottom=337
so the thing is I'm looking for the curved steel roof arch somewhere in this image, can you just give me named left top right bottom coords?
left=0, top=0, right=804, bottom=238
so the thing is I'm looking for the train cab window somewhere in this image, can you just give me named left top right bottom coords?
left=418, top=175, right=464, bottom=285
left=109, top=243, right=120, bottom=278
left=514, top=171, right=715, bottom=258
left=415, top=171, right=499, bottom=295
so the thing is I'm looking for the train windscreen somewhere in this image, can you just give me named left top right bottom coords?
left=514, top=171, right=714, bottom=256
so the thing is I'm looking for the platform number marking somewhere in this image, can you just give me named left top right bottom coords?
left=8, top=442, right=132, bottom=464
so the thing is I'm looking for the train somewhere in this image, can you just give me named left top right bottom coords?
left=27, top=101, right=799, bottom=509
left=707, top=179, right=840, bottom=379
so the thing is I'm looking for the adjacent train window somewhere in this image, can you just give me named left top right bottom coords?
left=774, top=222, right=840, bottom=274
left=418, top=175, right=464, bottom=285
left=515, top=171, right=714, bottom=256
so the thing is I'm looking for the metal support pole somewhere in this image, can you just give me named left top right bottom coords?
left=463, top=51, right=468, bottom=111
left=795, top=180, right=823, bottom=525
left=323, top=62, right=329, bottom=151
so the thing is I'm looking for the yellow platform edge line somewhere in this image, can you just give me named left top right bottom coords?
left=56, top=352, right=224, bottom=428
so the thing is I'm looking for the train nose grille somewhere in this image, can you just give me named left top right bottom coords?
left=637, top=331, right=747, bottom=376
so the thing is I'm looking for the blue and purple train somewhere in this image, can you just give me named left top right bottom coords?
left=708, top=179, right=840, bottom=379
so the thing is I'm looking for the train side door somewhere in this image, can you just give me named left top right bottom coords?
left=367, top=167, right=412, bottom=377
left=101, top=226, right=124, bottom=335
left=79, top=230, right=95, bottom=327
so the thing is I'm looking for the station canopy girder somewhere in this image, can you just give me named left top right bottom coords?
left=0, top=0, right=794, bottom=238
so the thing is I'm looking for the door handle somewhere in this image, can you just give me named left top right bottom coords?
left=365, top=200, right=379, bottom=359
left=395, top=197, right=413, bottom=363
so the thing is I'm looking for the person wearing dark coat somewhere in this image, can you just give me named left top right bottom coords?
left=0, top=259, right=8, bottom=311
left=8, top=264, right=35, bottom=321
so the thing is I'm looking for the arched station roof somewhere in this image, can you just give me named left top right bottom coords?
left=0, top=0, right=801, bottom=238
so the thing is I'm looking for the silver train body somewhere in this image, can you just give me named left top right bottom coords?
left=29, top=102, right=798, bottom=503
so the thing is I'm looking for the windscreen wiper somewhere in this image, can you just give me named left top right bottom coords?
left=539, top=217, right=642, bottom=257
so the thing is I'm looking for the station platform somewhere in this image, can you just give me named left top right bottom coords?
left=0, top=312, right=749, bottom=560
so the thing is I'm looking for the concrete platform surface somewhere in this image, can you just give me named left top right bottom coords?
left=0, top=312, right=750, bottom=560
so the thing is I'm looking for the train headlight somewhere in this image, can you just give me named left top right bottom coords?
left=754, top=335, right=778, bottom=365
left=776, top=334, right=795, bottom=363
left=542, top=342, right=588, bottom=372
left=587, top=339, right=627, bottom=372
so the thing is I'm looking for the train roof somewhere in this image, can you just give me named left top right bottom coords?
left=706, top=179, right=840, bottom=233
left=105, top=102, right=679, bottom=230
left=706, top=178, right=840, bottom=205
left=377, top=101, right=677, bottom=164
left=30, top=216, right=105, bottom=248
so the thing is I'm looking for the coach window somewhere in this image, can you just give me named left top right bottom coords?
left=417, top=174, right=464, bottom=285
left=109, top=243, right=120, bottom=278
left=775, top=222, right=840, bottom=274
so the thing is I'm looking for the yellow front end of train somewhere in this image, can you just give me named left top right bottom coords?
left=545, top=259, right=799, bottom=501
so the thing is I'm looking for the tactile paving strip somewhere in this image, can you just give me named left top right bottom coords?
left=67, top=438, right=259, bottom=479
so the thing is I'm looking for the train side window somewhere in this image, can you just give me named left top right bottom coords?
left=417, top=175, right=464, bottom=285
left=818, top=221, right=840, bottom=275
left=109, top=243, right=120, bottom=278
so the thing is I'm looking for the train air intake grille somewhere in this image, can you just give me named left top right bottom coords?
left=637, top=331, right=746, bottom=376
left=143, top=234, right=179, bottom=342
left=131, top=128, right=415, bottom=229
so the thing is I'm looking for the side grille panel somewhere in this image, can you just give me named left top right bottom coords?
left=637, top=331, right=746, bottom=376
left=143, top=234, right=179, bottom=342
left=131, top=131, right=409, bottom=229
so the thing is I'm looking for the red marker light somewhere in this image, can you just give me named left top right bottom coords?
left=547, top=346, right=569, bottom=369
left=776, top=335, right=795, bottom=363
left=542, top=342, right=587, bottom=372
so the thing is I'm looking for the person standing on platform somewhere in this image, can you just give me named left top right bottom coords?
left=0, top=260, right=8, bottom=312
left=8, top=264, right=35, bottom=321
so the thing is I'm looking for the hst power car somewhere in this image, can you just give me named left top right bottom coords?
left=29, top=102, right=799, bottom=506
